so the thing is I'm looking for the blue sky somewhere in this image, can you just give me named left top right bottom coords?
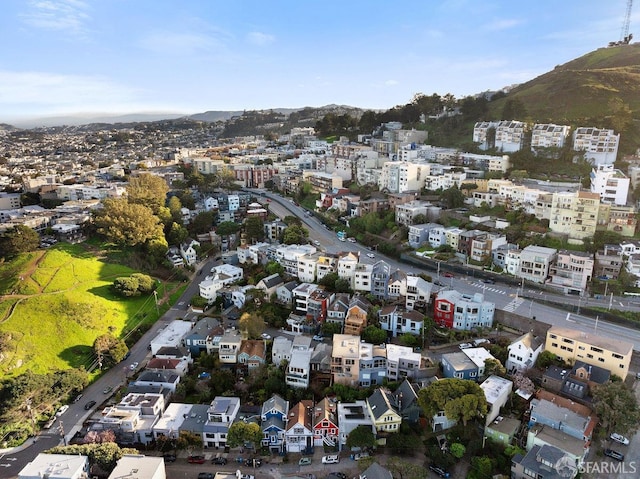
left=0, top=0, right=636, bottom=123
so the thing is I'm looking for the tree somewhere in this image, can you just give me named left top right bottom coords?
left=592, top=381, right=640, bottom=436
left=112, top=276, right=140, bottom=297
left=227, top=421, right=263, bottom=448
left=93, top=198, right=163, bottom=246
left=484, top=358, right=506, bottom=378
left=126, top=173, right=169, bottom=214
left=45, top=442, right=138, bottom=472
left=93, top=333, right=129, bottom=366
left=0, top=225, right=40, bottom=259
left=346, top=425, right=376, bottom=450
left=361, top=325, right=387, bottom=345
left=418, top=378, right=488, bottom=426
left=535, top=350, right=558, bottom=369
left=439, top=186, right=465, bottom=209
left=321, top=321, right=343, bottom=337
left=467, top=455, right=494, bottom=479
left=166, top=221, right=189, bottom=246
left=168, top=195, right=183, bottom=223
left=411, top=213, right=428, bottom=225
left=282, top=224, right=309, bottom=244
left=386, top=457, right=426, bottom=479
left=190, top=211, right=216, bottom=235
left=265, top=261, right=284, bottom=276
left=176, top=430, right=202, bottom=451
left=131, top=273, right=155, bottom=293
left=146, top=236, right=168, bottom=261
left=450, top=442, right=466, bottom=458
left=239, top=312, right=265, bottom=339
left=244, top=216, right=265, bottom=243
left=512, top=372, right=535, bottom=396
left=386, top=433, right=415, bottom=456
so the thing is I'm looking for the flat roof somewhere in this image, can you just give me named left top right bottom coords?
left=547, top=326, right=633, bottom=356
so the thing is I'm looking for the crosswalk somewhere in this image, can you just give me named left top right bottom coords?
left=503, top=297, right=525, bottom=312
left=469, top=281, right=507, bottom=295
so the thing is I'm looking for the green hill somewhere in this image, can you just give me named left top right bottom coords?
left=488, top=44, right=640, bottom=153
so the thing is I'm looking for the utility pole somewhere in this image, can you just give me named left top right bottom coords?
left=153, top=290, right=159, bottom=315
left=608, top=292, right=613, bottom=311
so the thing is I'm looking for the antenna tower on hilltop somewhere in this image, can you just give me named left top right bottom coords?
left=609, top=0, right=634, bottom=46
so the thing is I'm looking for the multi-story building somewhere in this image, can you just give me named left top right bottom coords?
left=261, top=394, right=289, bottom=453
left=366, top=388, right=402, bottom=434
left=530, top=123, right=571, bottom=152
left=590, top=164, right=629, bottom=205
left=394, top=200, right=434, bottom=227
left=331, top=334, right=362, bottom=387
left=218, top=329, right=242, bottom=364
left=274, top=244, right=317, bottom=276
left=549, top=250, right=594, bottom=294
left=343, top=296, right=371, bottom=336
left=312, top=397, right=339, bottom=447
left=473, top=121, right=498, bottom=150
left=203, top=396, right=240, bottom=448
left=506, top=332, right=544, bottom=374
left=385, top=344, right=424, bottom=381
left=433, top=291, right=494, bottom=330
left=336, top=401, right=375, bottom=451
left=544, top=326, right=633, bottom=380
left=517, top=245, right=557, bottom=284
left=494, top=120, right=528, bottom=152
left=378, top=305, right=424, bottom=338
left=408, top=222, right=441, bottom=248
left=371, top=261, right=391, bottom=300
left=594, top=245, right=623, bottom=279
left=404, top=275, right=432, bottom=311
left=549, top=191, right=601, bottom=240
left=597, top=203, right=638, bottom=237
left=573, top=126, right=619, bottom=165
left=285, top=400, right=314, bottom=453
left=302, top=170, right=344, bottom=193
left=337, top=252, right=359, bottom=282
left=379, top=161, right=426, bottom=193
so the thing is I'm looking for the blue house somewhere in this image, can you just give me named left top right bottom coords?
left=183, top=317, right=221, bottom=356
left=441, top=352, right=479, bottom=380
left=261, top=394, right=289, bottom=453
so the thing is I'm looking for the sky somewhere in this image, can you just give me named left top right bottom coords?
left=0, top=0, right=637, bottom=124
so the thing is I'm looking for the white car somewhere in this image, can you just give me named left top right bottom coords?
left=610, top=433, right=630, bottom=445
left=322, top=454, right=340, bottom=464
left=312, top=335, right=324, bottom=341
left=55, top=405, right=69, bottom=417
left=313, top=240, right=321, bottom=246
left=366, top=253, right=375, bottom=259
left=347, top=238, right=356, bottom=243
left=129, top=362, right=139, bottom=370
left=261, top=333, right=271, bottom=340
left=459, top=343, right=473, bottom=350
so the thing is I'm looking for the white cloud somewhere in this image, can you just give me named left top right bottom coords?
left=385, top=80, right=399, bottom=86
left=247, top=31, right=275, bottom=46
left=483, top=18, right=522, bottom=31
left=20, top=0, right=90, bottom=35
left=0, top=70, right=138, bottom=111
left=138, top=32, right=226, bottom=56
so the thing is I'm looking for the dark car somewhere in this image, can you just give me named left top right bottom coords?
left=327, top=473, right=347, bottom=479
left=481, top=278, right=496, bottom=284
left=212, top=457, right=227, bottom=465
left=429, top=464, right=451, bottom=478
left=188, top=455, right=206, bottom=464
left=198, top=474, right=214, bottom=479
left=162, top=454, right=176, bottom=463
left=248, top=457, right=262, bottom=467
left=84, top=400, right=97, bottom=410
left=603, top=449, right=624, bottom=461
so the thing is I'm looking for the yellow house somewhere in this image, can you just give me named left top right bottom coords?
left=544, top=326, right=633, bottom=380
left=366, top=387, right=402, bottom=435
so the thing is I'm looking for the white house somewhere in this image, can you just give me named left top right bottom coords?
left=19, top=454, right=90, bottom=479
left=480, top=375, right=513, bottom=426
left=198, top=264, right=244, bottom=303
left=180, top=238, right=200, bottom=266
left=506, top=332, right=544, bottom=374
left=203, top=396, right=241, bottom=448
left=285, top=400, right=314, bottom=453
left=149, top=320, right=193, bottom=356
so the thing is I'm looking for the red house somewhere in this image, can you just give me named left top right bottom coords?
left=312, top=397, right=339, bottom=447
left=433, top=295, right=455, bottom=329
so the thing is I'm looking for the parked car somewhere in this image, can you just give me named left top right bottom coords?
left=610, top=433, right=630, bottom=445
left=103, top=386, right=113, bottom=394
left=322, top=454, right=340, bottom=464
left=351, top=452, right=370, bottom=461
left=55, top=405, right=69, bottom=417
left=188, top=455, right=206, bottom=464
left=198, top=474, right=213, bottom=479
left=327, top=474, right=346, bottom=479
left=129, top=362, right=139, bottom=370
left=459, top=343, right=473, bottom=350
left=428, top=464, right=451, bottom=478
left=603, top=449, right=624, bottom=461
left=212, top=456, right=227, bottom=465
left=239, top=474, right=254, bottom=479
left=473, top=339, right=490, bottom=347
left=347, top=237, right=356, bottom=243
left=312, top=335, right=324, bottom=341
left=162, top=454, right=176, bottom=463
left=443, top=272, right=454, bottom=278
left=313, top=240, right=321, bottom=246
left=72, top=393, right=83, bottom=403
left=84, top=400, right=97, bottom=410
left=481, top=278, right=495, bottom=284
left=366, top=253, right=375, bottom=259
left=298, top=457, right=312, bottom=466
left=261, top=333, right=271, bottom=340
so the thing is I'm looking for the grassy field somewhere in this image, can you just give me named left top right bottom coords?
left=0, top=243, right=184, bottom=379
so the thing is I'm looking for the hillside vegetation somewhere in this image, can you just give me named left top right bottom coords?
left=0, top=244, right=181, bottom=379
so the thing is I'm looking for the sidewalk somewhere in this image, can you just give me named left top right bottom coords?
left=0, top=435, right=53, bottom=455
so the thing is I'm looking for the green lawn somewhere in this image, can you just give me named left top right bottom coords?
left=0, top=243, right=182, bottom=379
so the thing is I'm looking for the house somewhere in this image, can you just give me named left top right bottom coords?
left=433, top=290, right=494, bottom=330
left=385, top=344, right=424, bottom=381
left=359, top=462, right=393, bottom=479
left=441, top=352, right=479, bottom=380
left=285, top=400, right=314, bottom=453
left=517, top=245, right=557, bottom=284
left=149, top=320, right=193, bottom=356
left=393, top=379, right=421, bottom=423
left=286, top=347, right=313, bottom=389
left=255, top=273, right=284, bottom=298
left=480, top=375, right=513, bottom=426
left=203, top=396, right=240, bottom=448
left=18, top=454, right=90, bottom=479
left=544, top=326, right=633, bottom=380
left=184, top=317, right=220, bottom=356
left=145, top=357, right=189, bottom=377
left=218, top=329, right=243, bottom=364
left=152, top=402, right=192, bottom=440
left=261, top=394, right=289, bottom=453
left=312, top=397, right=339, bottom=447
left=358, top=342, right=388, bottom=387
left=484, top=416, right=520, bottom=447
left=549, top=250, right=594, bottom=295
left=326, top=293, right=350, bottom=327
left=96, top=392, right=166, bottom=445
left=366, top=387, right=402, bottom=436
left=107, top=455, right=164, bottom=479
left=336, top=400, right=375, bottom=451
left=237, top=340, right=267, bottom=372
left=331, top=334, right=362, bottom=387
left=404, top=275, right=432, bottom=311
left=199, top=264, right=244, bottom=304
left=560, top=361, right=610, bottom=402
left=512, top=444, right=575, bottom=479
left=506, top=332, right=544, bottom=374
left=180, top=238, right=200, bottom=266
left=378, top=305, right=424, bottom=338
left=276, top=280, right=298, bottom=307
left=344, top=295, right=371, bottom=336
left=133, top=370, right=180, bottom=393
left=271, top=336, right=292, bottom=367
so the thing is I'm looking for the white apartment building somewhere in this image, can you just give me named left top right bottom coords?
left=353, top=263, right=373, bottom=294
left=495, top=120, right=528, bottom=152
left=590, top=164, right=629, bottom=205
left=573, top=127, right=620, bottom=165
left=198, top=264, right=244, bottom=303
left=379, top=161, right=427, bottom=193
left=531, top=123, right=571, bottom=151
left=473, top=121, right=498, bottom=150
left=517, top=245, right=557, bottom=284
left=395, top=200, right=432, bottom=227
left=337, top=252, right=359, bottom=281
left=428, top=225, right=447, bottom=247
left=0, top=192, right=21, bottom=210
left=274, top=244, right=317, bottom=276
left=192, top=158, right=227, bottom=175
left=297, top=253, right=320, bottom=283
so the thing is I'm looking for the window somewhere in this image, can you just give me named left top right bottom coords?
left=552, top=342, right=558, bottom=348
